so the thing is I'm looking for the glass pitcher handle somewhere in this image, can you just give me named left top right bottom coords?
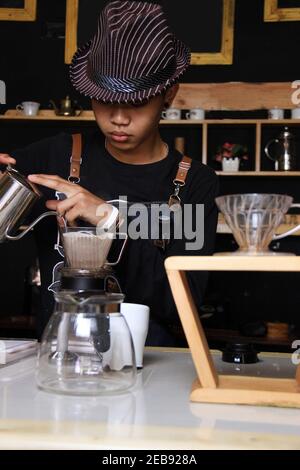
left=105, top=233, right=128, bottom=266
left=273, top=203, right=300, bottom=240
left=5, top=211, right=57, bottom=241
left=264, top=139, right=279, bottom=161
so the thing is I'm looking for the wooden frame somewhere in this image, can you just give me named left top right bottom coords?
left=0, top=0, right=36, bottom=21
left=165, top=256, right=300, bottom=408
left=264, top=0, right=300, bottom=22
left=65, top=0, right=78, bottom=64
left=191, top=0, right=235, bottom=65
left=64, top=0, right=235, bottom=65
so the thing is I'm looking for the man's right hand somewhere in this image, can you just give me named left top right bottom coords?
left=0, top=153, right=16, bottom=166
left=0, top=154, right=16, bottom=176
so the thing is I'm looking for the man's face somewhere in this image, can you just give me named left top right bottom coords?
left=92, top=94, right=165, bottom=151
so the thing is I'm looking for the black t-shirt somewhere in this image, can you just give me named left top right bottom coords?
left=12, top=129, right=219, bottom=346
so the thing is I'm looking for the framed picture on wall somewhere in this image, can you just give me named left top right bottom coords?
left=65, top=0, right=235, bottom=65
left=0, top=0, right=36, bottom=21
left=264, top=0, right=300, bottom=22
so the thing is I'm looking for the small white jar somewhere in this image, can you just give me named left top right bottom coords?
left=222, top=157, right=240, bottom=172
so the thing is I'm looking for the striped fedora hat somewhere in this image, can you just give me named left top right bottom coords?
left=70, top=0, right=190, bottom=104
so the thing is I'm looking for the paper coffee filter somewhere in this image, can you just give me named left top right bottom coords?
left=62, top=231, right=113, bottom=269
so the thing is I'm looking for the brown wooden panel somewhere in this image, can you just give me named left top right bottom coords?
left=174, top=82, right=294, bottom=110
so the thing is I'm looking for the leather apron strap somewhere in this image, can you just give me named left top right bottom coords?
left=168, top=155, right=192, bottom=209
left=69, top=133, right=82, bottom=183
left=173, top=156, right=192, bottom=185
left=156, top=155, right=192, bottom=250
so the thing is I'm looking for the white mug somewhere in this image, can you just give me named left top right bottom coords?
left=16, top=101, right=40, bottom=116
left=120, top=303, right=150, bottom=368
left=291, top=108, right=300, bottom=119
left=186, top=108, right=205, bottom=120
left=268, top=108, right=284, bottom=120
left=162, top=108, right=181, bottom=120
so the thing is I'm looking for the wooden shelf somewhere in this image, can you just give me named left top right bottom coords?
left=2, top=110, right=300, bottom=177
left=0, top=113, right=261, bottom=124
left=0, top=109, right=96, bottom=121
left=206, top=119, right=300, bottom=124
left=2, top=110, right=300, bottom=125
left=162, top=119, right=300, bottom=125
left=216, top=171, right=300, bottom=176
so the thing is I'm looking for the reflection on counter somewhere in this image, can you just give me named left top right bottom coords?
left=0, top=350, right=300, bottom=450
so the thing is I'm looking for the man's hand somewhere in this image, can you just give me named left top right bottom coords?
left=0, top=154, right=16, bottom=176
left=0, top=153, right=16, bottom=166
left=28, top=174, right=113, bottom=226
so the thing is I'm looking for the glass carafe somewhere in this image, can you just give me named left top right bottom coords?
left=36, top=292, right=136, bottom=395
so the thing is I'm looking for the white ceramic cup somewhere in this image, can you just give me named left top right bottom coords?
left=120, top=303, right=150, bottom=368
left=291, top=108, right=300, bottom=119
left=186, top=108, right=205, bottom=120
left=16, top=101, right=40, bottom=116
left=268, top=108, right=284, bottom=120
left=161, top=108, right=181, bottom=120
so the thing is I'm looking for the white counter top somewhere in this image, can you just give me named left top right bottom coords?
left=0, top=347, right=300, bottom=450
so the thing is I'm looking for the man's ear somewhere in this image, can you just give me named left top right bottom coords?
left=164, top=84, right=179, bottom=108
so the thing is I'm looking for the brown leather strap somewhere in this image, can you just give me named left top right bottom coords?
left=69, top=133, right=82, bottom=183
left=168, top=155, right=192, bottom=209
left=173, top=155, right=192, bottom=185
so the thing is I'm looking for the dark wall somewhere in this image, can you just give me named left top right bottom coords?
left=1, top=0, right=300, bottom=334
left=0, top=0, right=70, bottom=108
left=1, top=0, right=300, bottom=110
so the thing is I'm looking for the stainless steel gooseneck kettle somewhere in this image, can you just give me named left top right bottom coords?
left=0, top=166, right=56, bottom=242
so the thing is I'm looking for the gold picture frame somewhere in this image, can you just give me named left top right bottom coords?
left=65, top=0, right=78, bottom=65
left=192, top=0, right=235, bottom=65
left=0, top=0, right=37, bottom=21
left=264, top=0, right=300, bottom=22
left=65, top=0, right=235, bottom=65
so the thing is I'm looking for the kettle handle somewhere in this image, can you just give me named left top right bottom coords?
left=5, top=211, right=57, bottom=241
left=265, top=139, right=279, bottom=161
left=273, top=203, right=300, bottom=240
left=102, top=198, right=127, bottom=266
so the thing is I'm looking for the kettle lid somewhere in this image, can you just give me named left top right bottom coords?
left=280, top=126, right=295, bottom=139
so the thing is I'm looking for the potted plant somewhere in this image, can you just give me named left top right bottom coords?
left=213, top=142, right=249, bottom=171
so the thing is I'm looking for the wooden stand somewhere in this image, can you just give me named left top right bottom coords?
left=165, top=256, right=300, bottom=408
left=266, top=322, right=290, bottom=341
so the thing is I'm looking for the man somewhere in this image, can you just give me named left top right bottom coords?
left=0, top=0, right=219, bottom=345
